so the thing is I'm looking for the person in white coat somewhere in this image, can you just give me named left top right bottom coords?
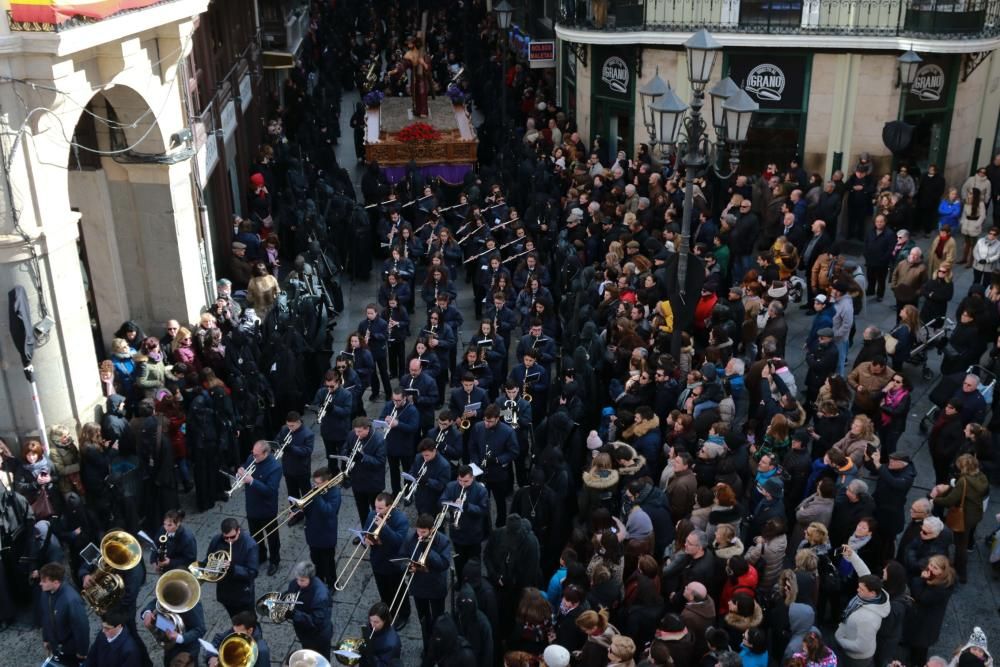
left=832, top=570, right=891, bottom=667
left=972, top=226, right=1000, bottom=286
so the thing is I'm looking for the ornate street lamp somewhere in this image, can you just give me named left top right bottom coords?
left=639, top=30, right=758, bottom=358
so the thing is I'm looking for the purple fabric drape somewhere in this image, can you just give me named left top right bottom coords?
left=383, top=163, right=473, bottom=185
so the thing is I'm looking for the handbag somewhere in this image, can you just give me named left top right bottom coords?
left=884, top=325, right=902, bottom=356
left=30, top=486, right=54, bottom=520
left=944, top=478, right=968, bottom=533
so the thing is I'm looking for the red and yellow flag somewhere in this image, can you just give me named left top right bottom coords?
left=10, top=0, right=164, bottom=25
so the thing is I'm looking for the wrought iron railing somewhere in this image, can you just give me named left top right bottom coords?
left=562, top=0, right=1000, bottom=37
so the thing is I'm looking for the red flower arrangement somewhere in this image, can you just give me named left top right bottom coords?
left=396, top=122, right=442, bottom=143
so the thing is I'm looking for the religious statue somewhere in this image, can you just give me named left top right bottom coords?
left=404, top=36, right=431, bottom=118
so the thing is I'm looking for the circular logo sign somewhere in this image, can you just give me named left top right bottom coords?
left=744, top=63, right=786, bottom=102
left=601, top=56, right=629, bottom=95
left=911, top=64, right=945, bottom=102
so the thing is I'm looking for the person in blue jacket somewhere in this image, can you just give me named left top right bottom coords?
left=152, top=509, right=198, bottom=574
left=440, top=464, right=490, bottom=577
left=86, top=609, right=141, bottom=667
left=409, top=438, right=452, bottom=517
left=286, top=561, right=333, bottom=660
left=343, top=332, right=377, bottom=397
left=241, top=440, right=283, bottom=575
left=508, top=350, right=549, bottom=426
left=366, top=492, right=412, bottom=629
left=273, top=411, right=314, bottom=527
left=360, top=601, right=403, bottom=667
left=302, top=466, right=342, bottom=587
left=428, top=410, right=464, bottom=470
left=39, top=562, right=91, bottom=667
left=200, top=517, right=259, bottom=617
left=468, top=404, right=519, bottom=527
left=401, top=512, right=452, bottom=653
left=448, top=373, right=488, bottom=433
left=401, top=357, right=439, bottom=435
left=205, top=610, right=270, bottom=667
left=335, top=355, right=365, bottom=418
left=349, top=417, right=388, bottom=526
left=358, top=304, right=393, bottom=402
left=140, top=581, right=206, bottom=666
left=380, top=389, right=421, bottom=494
left=425, top=309, right=456, bottom=402
left=312, top=368, right=354, bottom=464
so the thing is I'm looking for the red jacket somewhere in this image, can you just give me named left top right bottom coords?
left=718, top=564, right=758, bottom=615
left=694, top=293, right=719, bottom=331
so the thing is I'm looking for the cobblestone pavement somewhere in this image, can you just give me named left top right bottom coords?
left=6, top=90, right=1000, bottom=665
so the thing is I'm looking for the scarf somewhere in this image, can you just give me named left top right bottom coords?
left=839, top=533, right=872, bottom=577
left=841, top=590, right=886, bottom=622
left=935, top=235, right=947, bottom=259
left=881, top=386, right=909, bottom=425
left=147, top=350, right=162, bottom=363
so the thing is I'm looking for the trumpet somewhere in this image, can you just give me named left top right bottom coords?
left=335, top=484, right=407, bottom=590
left=403, top=466, right=425, bottom=503
left=223, top=461, right=256, bottom=500
left=382, top=406, right=399, bottom=440
left=364, top=329, right=371, bottom=346
left=389, top=506, right=449, bottom=623
left=449, top=486, right=468, bottom=528
left=188, top=539, right=232, bottom=582
left=274, top=430, right=294, bottom=461
left=255, top=590, right=301, bottom=623
left=316, top=391, right=333, bottom=425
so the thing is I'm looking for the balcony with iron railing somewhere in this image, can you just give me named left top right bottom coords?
left=560, top=0, right=1000, bottom=39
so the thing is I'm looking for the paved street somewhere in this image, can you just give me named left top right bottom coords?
left=5, top=89, right=1000, bottom=665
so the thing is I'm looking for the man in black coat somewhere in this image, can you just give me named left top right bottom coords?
left=485, top=513, right=541, bottom=639
left=551, top=584, right=590, bottom=652
left=729, top=200, right=759, bottom=283
left=869, top=451, right=916, bottom=561
left=830, top=478, right=876, bottom=547
left=40, top=562, right=91, bottom=666
left=863, top=214, right=895, bottom=301
left=805, top=329, right=839, bottom=407
left=625, top=479, right=674, bottom=560
left=86, top=609, right=141, bottom=667
left=197, top=518, right=259, bottom=618
left=812, top=181, right=843, bottom=227
left=274, top=412, right=314, bottom=526
left=663, top=530, right=720, bottom=601
left=801, top=221, right=832, bottom=307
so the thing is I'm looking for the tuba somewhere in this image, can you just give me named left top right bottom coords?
left=151, top=569, right=201, bottom=648
left=218, top=631, right=258, bottom=667
left=289, top=649, right=331, bottom=667
left=189, top=539, right=232, bottom=582
left=81, top=531, right=142, bottom=615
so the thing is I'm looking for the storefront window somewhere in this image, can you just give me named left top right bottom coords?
left=725, top=52, right=811, bottom=175
left=898, top=54, right=958, bottom=173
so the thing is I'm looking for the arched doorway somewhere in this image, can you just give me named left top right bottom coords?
left=67, top=85, right=200, bottom=356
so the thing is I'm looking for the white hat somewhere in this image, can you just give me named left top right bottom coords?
left=543, top=645, right=571, bottom=667
left=586, top=430, right=603, bottom=450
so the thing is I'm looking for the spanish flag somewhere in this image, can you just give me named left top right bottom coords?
left=10, top=0, right=163, bottom=25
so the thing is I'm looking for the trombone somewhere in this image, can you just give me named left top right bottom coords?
left=334, top=482, right=408, bottom=590
left=389, top=506, right=449, bottom=623
left=251, top=470, right=348, bottom=544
